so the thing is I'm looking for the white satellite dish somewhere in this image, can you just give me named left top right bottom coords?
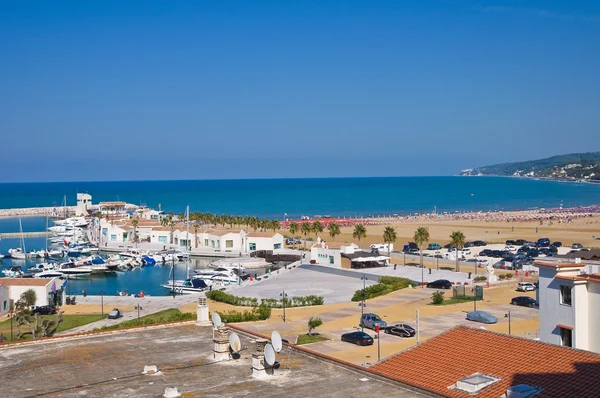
left=212, top=312, right=222, bottom=327
left=271, top=330, right=283, bottom=353
left=229, top=332, right=241, bottom=353
left=264, top=343, right=276, bottom=366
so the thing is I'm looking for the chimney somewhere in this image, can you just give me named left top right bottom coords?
left=252, top=339, right=274, bottom=378
left=213, top=326, right=231, bottom=362
left=196, top=298, right=210, bottom=325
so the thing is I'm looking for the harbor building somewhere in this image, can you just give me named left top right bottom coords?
left=75, top=193, right=92, bottom=216
left=0, top=278, right=65, bottom=307
left=536, top=260, right=600, bottom=353
left=245, top=232, right=284, bottom=252
left=98, top=201, right=127, bottom=216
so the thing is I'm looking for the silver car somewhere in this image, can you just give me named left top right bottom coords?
left=360, top=313, right=387, bottom=330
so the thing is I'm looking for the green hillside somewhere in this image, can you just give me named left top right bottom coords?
left=459, top=152, right=600, bottom=181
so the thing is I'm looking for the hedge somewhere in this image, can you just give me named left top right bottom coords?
left=351, top=276, right=413, bottom=302
left=206, top=290, right=324, bottom=308
left=215, top=305, right=271, bottom=323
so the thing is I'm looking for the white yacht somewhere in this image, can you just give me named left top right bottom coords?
left=9, top=248, right=27, bottom=260
left=161, top=278, right=210, bottom=294
left=35, top=269, right=64, bottom=278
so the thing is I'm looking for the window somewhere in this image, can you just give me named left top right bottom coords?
left=204, top=239, right=209, bottom=246
left=3, top=300, right=6, bottom=310
left=225, top=240, right=233, bottom=248
left=159, top=236, right=168, bottom=243
left=110, top=234, right=117, bottom=241
left=560, top=285, right=572, bottom=306
left=249, top=243, right=256, bottom=251
left=560, top=327, right=572, bottom=347
left=174, top=238, right=178, bottom=245
left=329, top=256, right=334, bottom=264
left=274, top=243, right=282, bottom=249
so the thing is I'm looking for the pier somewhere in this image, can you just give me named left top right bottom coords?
left=0, top=231, right=52, bottom=238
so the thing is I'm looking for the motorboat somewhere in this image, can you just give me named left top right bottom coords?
left=29, top=250, right=46, bottom=258
left=30, top=263, right=57, bottom=273
left=58, top=263, right=92, bottom=277
left=35, top=269, right=64, bottom=278
left=90, top=264, right=109, bottom=274
left=2, top=266, right=24, bottom=277
left=161, top=278, right=209, bottom=294
left=47, top=249, right=66, bottom=258
left=142, top=255, right=156, bottom=265
left=193, top=269, right=238, bottom=285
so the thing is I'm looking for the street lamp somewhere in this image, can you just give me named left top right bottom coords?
left=280, top=290, right=288, bottom=322
left=99, top=290, right=106, bottom=319
left=360, top=275, right=367, bottom=331
left=505, top=311, right=511, bottom=335
left=172, top=256, right=176, bottom=299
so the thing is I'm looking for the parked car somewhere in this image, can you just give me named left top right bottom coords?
left=505, top=245, right=516, bottom=251
left=426, top=279, right=452, bottom=289
left=511, top=296, right=537, bottom=308
left=32, top=305, right=57, bottom=315
left=466, top=310, right=498, bottom=324
left=360, top=313, right=387, bottom=330
left=572, top=243, right=583, bottom=249
left=550, top=241, right=562, bottom=248
left=422, top=253, right=433, bottom=257
left=434, top=254, right=443, bottom=259
left=384, top=324, right=416, bottom=338
left=536, top=238, right=550, bottom=247
left=505, top=240, right=516, bottom=245
left=460, top=248, right=471, bottom=254
left=464, top=242, right=474, bottom=248
left=478, top=249, right=492, bottom=256
left=515, top=239, right=526, bottom=246
left=108, top=308, right=123, bottom=319
left=427, top=243, right=441, bottom=250
left=341, top=331, right=374, bottom=346
left=516, top=282, right=536, bottom=292
left=472, top=240, right=487, bottom=247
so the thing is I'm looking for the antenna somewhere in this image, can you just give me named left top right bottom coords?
left=264, top=343, right=276, bottom=366
left=229, top=332, right=241, bottom=353
left=212, top=312, right=222, bottom=328
left=271, top=330, right=283, bottom=353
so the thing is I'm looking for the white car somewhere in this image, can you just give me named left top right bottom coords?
left=516, top=282, right=536, bottom=292
left=505, top=245, right=516, bottom=251
left=460, top=248, right=471, bottom=254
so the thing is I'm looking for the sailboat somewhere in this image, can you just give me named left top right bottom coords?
left=9, top=218, right=28, bottom=260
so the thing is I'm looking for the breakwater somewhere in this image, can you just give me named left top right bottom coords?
left=0, top=231, right=52, bottom=238
left=0, top=206, right=76, bottom=218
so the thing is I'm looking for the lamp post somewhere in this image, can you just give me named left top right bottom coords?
left=505, top=311, right=511, bottom=335
left=361, top=275, right=367, bottom=331
left=99, top=290, right=105, bottom=319
left=473, top=287, right=477, bottom=311
left=172, top=256, right=176, bottom=299
left=280, top=290, right=288, bottom=322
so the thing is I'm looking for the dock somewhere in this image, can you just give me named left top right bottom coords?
left=0, top=231, right=52, bottom=239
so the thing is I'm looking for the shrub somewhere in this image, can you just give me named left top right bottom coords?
left=498, top=274, right=506, bottom=281
left=505, top=272, right=514, bottom=280
left=473, top=276, right=487, bottom=283
left=216, top=305, right=271, bottom=323
left=206, top=290, right=323, bottom=308
left=351, top=277, right=414, bottom=302
left=431, top=291, right=445, bottom=305
left=308, top=317, right=323, bottom=335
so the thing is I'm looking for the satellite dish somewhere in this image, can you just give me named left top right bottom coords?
left=264, top=343, right=276, bottom=366
left=229, top=333, right=241, bottom=353
left=212, top=312, right=222, bottom=327
left=271, top=330, right=283, bottom=353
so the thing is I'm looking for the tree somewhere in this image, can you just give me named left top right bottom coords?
left=301, top=222, right=312, bottom=249
left=382, top=225, right=397, bottom=258
left=21, top=289, right=37, bottom=309
left=131, top=217, right=139, bottom=243
left=327, top=222, right=341, bottom=240
left=449, top=230, right=466, bottom=272
left=312, top=221, right=324, bottom=239
left=289, top=222, right=299, bottom=249
left=353, top=224, right=367, bottom=246
left=413, top=227, right=430, bottom=268
left=308, top=316, right=323, bottom=336
left=167, top=214, right=176, bottom=244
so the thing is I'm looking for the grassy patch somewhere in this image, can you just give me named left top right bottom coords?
left=206, top=290, right=324, bottom=308
left=431, top=296, right=482, bottom=306
left=95, top=309, right=195, bottom=331
left=0, top=314, right=104, bottom=342
left=296, top=334, right=327, bottom=345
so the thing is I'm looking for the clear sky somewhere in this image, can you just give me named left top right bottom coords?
left=1, top=0, right=599, bottom=182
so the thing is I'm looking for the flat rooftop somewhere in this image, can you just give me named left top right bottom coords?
left=0, top=324, right=426, bottom=398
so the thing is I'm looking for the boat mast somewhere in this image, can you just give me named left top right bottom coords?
left=19, top=218, right=26, bottom=254
left=186, top=205, right=189, bottom=278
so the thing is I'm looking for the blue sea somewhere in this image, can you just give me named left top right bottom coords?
left=1, top=177, right=600, bottom=218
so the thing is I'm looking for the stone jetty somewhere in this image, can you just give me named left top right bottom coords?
left=0, top=206, right=76, bottom=218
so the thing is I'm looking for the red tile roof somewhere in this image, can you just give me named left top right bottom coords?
left=0, top=278, right=53, bottom=287
left=246, top=231, right=280, bottom=238
left=370, top=326, right=600, bottom=397
left=535, top=261, right=586, bottom=268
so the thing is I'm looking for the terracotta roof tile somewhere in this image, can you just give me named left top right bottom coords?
left=535, top=261, right=585, bottom=268
left=246, top=231, right=279, bottom=238
left=0, top=278, right=54, bottom=287
left=370, top=326, right=600, bottom=398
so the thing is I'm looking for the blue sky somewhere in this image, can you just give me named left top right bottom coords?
left=1, top=0, right=599, bottom=182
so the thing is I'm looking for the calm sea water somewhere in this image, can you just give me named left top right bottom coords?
left=1, top=177, right=600, bottom=218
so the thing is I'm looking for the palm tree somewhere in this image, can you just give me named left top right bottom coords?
left=271, top=219, right=280, bottom=232
left=327, top=222, right=341, bottom=240
left=301, top=222, right=312, bottom=249
left=131, top=217, right=139, bottom=243
left=449, top=230, right=466, bottom=272
left=289, top=222, right=299, bottom=249
left=383, top=225, right=397, bottom=258
left=167, top=214, right=176, bottom=244
left=193, top=223, right=199, bottom=248
left=414, top=227, right=430, bottom=286
left=160, top=216, right=168, bottom=227
left=312, top=221, right=324, bottom=240
left=353, top=224, right=367, bottom=246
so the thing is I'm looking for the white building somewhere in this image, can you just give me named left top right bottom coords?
left=310, top=241, right=359, bottom=267
left=0, top=285, right=10, bottom=316
left=76, top=193, right=92, bottom=216
left=0, top=278, right=65, bottom=307
left=172, top=228, right=246, bottom=253
left=245, top=232, right=284, bottom=252
left=536, top=260, right=600, bottom=353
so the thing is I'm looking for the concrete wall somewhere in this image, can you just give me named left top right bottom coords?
left=8, top=282, right=56, bottom=307
left=538, top=266, right=562, bottom=345
left=588, top=282, right=600, bottom=353
left=573, top=283, right=589, bottom=350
